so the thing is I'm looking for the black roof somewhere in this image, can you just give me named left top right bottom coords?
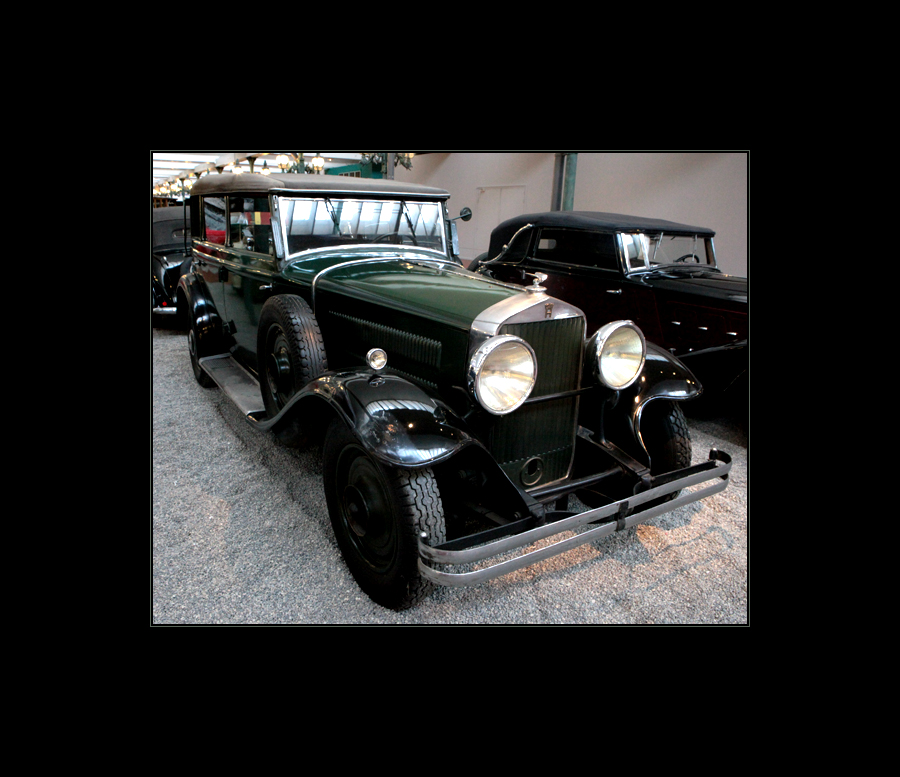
left=492, top=210, right=715, bottom=244
left=190, top=172, right=450, bottom=200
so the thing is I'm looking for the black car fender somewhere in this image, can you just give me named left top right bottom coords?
left=177, top=271, right=225, bottom=354
left=271, top=370, right=475, bottom=470
left=581, top=342, right=701, bottom=465
left=626, top=342, right=701, bottom=440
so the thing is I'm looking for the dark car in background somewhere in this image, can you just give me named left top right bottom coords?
left=471, top=211, right=747, bottom=408
left=152, top=207, right=192, bottom=324
left=176, top=175, right=731, bottom=609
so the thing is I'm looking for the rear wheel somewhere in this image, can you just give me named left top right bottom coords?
left=188, top=322, right=215, bottom=388
left=323, top=418, right=446, bottom=610
left=258, top=296, right=327, bottom=447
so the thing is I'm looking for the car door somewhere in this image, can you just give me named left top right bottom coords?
left=194, top=194, right=230, bottom=325
left=220, top=195, right=278, bottom=372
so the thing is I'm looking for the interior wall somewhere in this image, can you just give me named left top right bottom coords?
left=394, top=152, right=748, bottom=277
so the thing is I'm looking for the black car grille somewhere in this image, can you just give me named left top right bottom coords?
left=489, top=316, right=584, bottom=489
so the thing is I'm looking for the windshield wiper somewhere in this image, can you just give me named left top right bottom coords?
left=323, top=197, right=341, bottom=231
left=400, top=202, right=419, bottom=246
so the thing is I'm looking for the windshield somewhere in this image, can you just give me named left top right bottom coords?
left=622, top=232, right=716, bottom=272
left=277, top=196, right=447, bottom=258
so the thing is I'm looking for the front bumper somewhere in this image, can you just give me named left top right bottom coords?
left=418, top=448, right=732, bottom=586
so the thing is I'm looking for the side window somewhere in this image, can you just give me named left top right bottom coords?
left=203, top=197, right=227, bottom=244
left=228, top=196, right=273, bottom=255
left=533, top=229, right=618, bottom=270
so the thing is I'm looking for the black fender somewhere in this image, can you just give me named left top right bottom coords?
left=177, top=271, right=226, bottom=356
left=582, top=343, right=701, bottom=465
left=625, top=342, right=701, bottom=448
left=264, top=370, right=474, bottom=469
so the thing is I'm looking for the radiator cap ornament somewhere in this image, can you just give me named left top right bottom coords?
left=525, top=272, right=547, bottom=293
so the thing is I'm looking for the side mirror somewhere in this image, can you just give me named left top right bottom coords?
left=450, top=207, right=472, bottom=257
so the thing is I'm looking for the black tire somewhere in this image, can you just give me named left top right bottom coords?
left=323, top=418, right=446, bottom=610
left=258, top=295, right=328, bottom=447
left=641, top=401, right=691, bottom=473
left=639, top=400, right=692, bottom=503
left=188, top=320, right=216, bottom=388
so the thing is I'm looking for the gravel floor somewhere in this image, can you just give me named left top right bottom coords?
left=152, top=325, right=748, bottom=626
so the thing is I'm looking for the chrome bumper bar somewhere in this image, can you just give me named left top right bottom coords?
left=418, top=449, right=732, bottom=587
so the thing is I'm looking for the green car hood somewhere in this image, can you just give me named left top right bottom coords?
left=286, top=253, right=522, bottom=331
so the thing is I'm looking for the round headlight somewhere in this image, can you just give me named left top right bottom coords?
left=588, top=321, right=646, bottom=390
left=469, top=335, right=537, bottom=415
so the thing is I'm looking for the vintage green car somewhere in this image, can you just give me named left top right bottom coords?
left=177, top=173, right=731, bottom=609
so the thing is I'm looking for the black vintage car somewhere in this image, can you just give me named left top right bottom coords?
left=472, top=212, right=747, bottom=405
left=176, top=174, right=731, bottom=609
left=151, top=206, right=192, bottom=324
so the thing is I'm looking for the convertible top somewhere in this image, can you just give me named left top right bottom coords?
left=490, top=211, right=715, bottom=250
left=190, top=172, right=450, bottom=200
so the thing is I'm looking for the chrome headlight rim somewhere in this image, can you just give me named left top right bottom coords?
left=589, top=320, right=646, bottom=390
left=468, top=334, right=537, bottom=415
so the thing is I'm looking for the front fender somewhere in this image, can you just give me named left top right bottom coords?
left=272, top=371, right=474, bottom=469
left=583, top=343, right=700, bottom=465
left=626, top=342, right=701, bottom=439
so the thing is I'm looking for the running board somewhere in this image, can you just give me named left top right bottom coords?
left=199, top=354, right=268, bottom=421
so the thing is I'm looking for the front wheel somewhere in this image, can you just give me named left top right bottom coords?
left=639, top=400, right=692, bottom=503
left=323, top=418, right=446, bottom=610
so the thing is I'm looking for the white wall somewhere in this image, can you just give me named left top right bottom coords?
left=394, top=152, right=748, bottom=277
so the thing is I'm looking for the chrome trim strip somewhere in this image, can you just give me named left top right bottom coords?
left=469, top=290, right=584, bottom=352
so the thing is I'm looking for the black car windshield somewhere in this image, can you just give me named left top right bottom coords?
left=622, top=232, right=716, bottom=272
left=278, top=196, right=446, bottom=257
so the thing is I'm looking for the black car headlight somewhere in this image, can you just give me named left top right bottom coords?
left=587, top=321, right=646, bottom=390
left=469, top=335, right=537, bottom=415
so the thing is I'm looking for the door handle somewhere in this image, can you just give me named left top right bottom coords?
left=606, top=289, right=622, bottom=295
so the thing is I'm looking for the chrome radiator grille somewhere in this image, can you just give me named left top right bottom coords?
left=489, top=315, right=584, bottom=489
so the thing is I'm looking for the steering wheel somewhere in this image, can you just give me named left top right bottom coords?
left=375, top=232, right=416, bottom=245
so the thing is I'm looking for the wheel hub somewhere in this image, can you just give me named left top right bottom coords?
left=338, top=453, right=394, bottom=569
left=343, top=484, right=369, bottom=537
left=266, top=334, right=293, bottom=404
